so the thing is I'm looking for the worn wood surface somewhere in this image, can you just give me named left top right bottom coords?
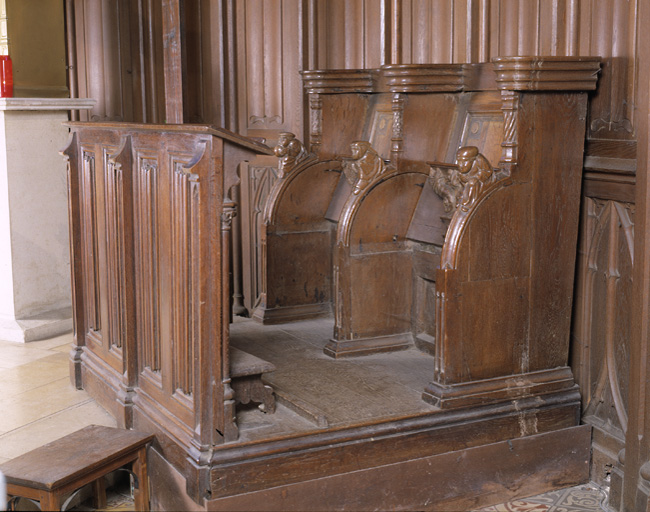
left=205, top=425, right=591, bottom=511
left=63, top=122, right=270, bottom=502
left=2, top=425, right=153, bottom=511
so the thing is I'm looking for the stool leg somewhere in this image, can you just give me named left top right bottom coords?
left=38, top=490, right=60, bottom=511
left=132, top=447, right=150, bottom=511
left=92, top=477, right=107, bottom=509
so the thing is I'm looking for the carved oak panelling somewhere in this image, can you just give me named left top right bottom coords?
left=72, top=0, right=164, bottom=123
left=133, top=155, right=161, bottom=376
left=240, top=161, right=279, bottom=313
left=170, top=158, right=200, bottom=397
left=400, top=0, right=569, bottom=64
left=574, top=197, right=634, bottom=483
left=80, top=150, right=101, bottom=334
left=312, top=0, right=388, bottom=69
left=236, top=0, right=305, bottom=139
left=104, top=147, right=127, bottom=351
left=579, top=0, right=637, bottom=140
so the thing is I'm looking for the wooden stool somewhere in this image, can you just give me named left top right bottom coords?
left=231, top=347, right=276, bottom=413
left=0, top=425, right=154, bottom=511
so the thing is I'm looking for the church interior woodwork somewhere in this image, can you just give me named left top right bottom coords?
left=61, top=1, right=650, bottom=510
left=65, top=56, right=600, bottom=510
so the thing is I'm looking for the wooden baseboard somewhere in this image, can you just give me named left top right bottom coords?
left=422, top=367, right=578, bottom=409
left=251, top=302, right=332, bottom=324
left=148, top=424, right=591, bottom=511
left=324, top=332, right=413, bottom=358
left=80, top=349, right=133, bottom=429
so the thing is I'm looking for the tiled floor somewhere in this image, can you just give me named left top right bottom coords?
left=477, top=483, right=610, bottom=511
left=0, top=332, right=116, bottom=467
left=0, top=331, right=610, bottom=511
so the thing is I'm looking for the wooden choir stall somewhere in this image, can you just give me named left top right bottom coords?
left=63, top=57, right=599, bottom=511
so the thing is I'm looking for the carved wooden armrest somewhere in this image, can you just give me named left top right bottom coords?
left=429, top=146, right=498, bottom=213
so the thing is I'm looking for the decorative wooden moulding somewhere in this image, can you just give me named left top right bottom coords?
left=493, top=56, right=600, bottom=91
left=301, top=69, right=377, bottom=94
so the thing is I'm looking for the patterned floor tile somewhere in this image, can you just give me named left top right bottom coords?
left=478, top=483, right=609, bottom=512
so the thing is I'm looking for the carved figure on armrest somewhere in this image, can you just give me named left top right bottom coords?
left=274, top=132, right=308, bottom=178
left=456, top=146, right=496, bottom=210
left=342, top=141, right=389, bottom=195
left=430, top=146, right=496, bottom=213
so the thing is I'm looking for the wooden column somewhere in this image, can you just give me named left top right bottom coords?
left=624, top=0, right=650, bottom=508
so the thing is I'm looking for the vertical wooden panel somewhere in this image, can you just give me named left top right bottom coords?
left=171, top=161, right=199, bottom=396
left=83, top=0, right=106, bottom=119
left=432, top=0, right=454, bottom=63
left=101, top=1, right=120, bottom=118
left=240, top=161, right=279, bottom=312
left=565, top=0, right=579, bottom=55
left=488, top=0, right=501, bottom=59
left=104, top=151, right=126, bottom=350
left=517, top=0, right=538, bottom=55
left=478, top=0, right=490, bottom=61
left=143, top=0, right=165, bottom=123
left=236, top=0, right=305, bottom=139
left=584, top=0, right=636, bottom=140
left=345, top=1, right=363, bottom=67
left=408, top=0, right=429, bottom=63
left=624, top=0, right=650, bottom=505
left=453, top=0, right=466, bottom=63
left=161, top=0, right=183, bottom=123
left=499, top=0, right=518, bottom=56
left=81, top=151, right=101, bottom=333
left=243, top=1, right=265, bottom=124
left=134, top=156, right=161, bottom=374
left=574, top=199, right=634, bottom=485
left=198, top=0, right=226, bottom=127
left=265, top=1, right=284, bottom=119
left=538, top=0, right=558, bottom=56
left=366, top=0, right=386, bottom=67
left=182, top=0, right=204, bottom=123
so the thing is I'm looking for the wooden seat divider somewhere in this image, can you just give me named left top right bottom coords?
left=230, top=347, right=276, bottom=413
left=327, top=67, right=505, bottom=358
left=0, top=425, right=153, bottom=511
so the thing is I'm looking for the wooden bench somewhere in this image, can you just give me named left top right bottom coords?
left=231, top=347, right=276, bottom=413
left=0, top=425, right=153, bottom=511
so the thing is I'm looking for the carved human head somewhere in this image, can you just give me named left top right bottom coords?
left=274, top=132, right=295, bottom=157
left=278, top=132, right=295, bottom=146
left=456, top=146, right=479, bottom=173
left=350, top=141, right=370, bottom=159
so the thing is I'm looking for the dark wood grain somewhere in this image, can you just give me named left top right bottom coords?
left=2, top=425, right=153, bottom=511
left=64, top=59, right=600, bottom=510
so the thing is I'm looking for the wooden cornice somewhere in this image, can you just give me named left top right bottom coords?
left=492, top=56, right=601, bottom=91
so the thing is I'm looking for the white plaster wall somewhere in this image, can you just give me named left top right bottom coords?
left=0, top=98, right=93, bottom=341
left=0, top=110, right=16, bottom=319
left=5, top=110, right=72, bottom=317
